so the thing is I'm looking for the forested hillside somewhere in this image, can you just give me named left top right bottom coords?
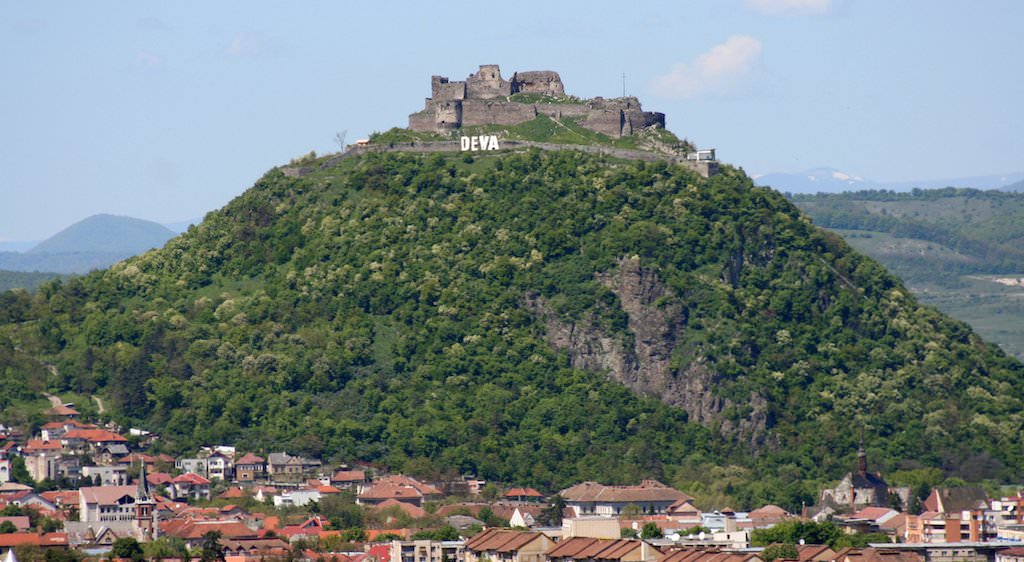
left=0, top=270, right=61, bottom=292
left=1, top=150, right=1022, bottom=510
left=792, top=188, right=1024, bottom=358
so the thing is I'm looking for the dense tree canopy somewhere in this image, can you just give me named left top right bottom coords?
left=1, top=150, right=1022, bottom=511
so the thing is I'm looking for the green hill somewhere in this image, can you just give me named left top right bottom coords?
left=28, top=214, right=175, bottom=255
left=0, top=214, right=177, bottom=275
left=791, top=188, right=1024, bottom=358
left=2, top=150, right=1022, bottom=510
left=0, top=269, right=62, bottom=292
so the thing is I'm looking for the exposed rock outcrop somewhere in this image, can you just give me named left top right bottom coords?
left=529, top=256, right=768, bottom=444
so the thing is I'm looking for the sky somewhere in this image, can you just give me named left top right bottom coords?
left=2, top=0, right=1023, bottom=241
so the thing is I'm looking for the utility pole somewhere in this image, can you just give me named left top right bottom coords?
left=622, top=72, right=626, bottom=97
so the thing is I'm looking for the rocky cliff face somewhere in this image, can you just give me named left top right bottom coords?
left=529, top=256, right=768, bottom=444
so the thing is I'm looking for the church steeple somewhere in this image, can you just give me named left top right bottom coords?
left=135, top=460, right=156, bottom=540
left=856, top=445, right=868, bottom=476
left=136, top=461, right=151, bottom=502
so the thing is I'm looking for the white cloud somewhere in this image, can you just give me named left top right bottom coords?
left=224, top=32, right=281, bottom=58
left=744, top=0, right=832, bottom=16
left=136, top=51, right=163, bottom=69
left=651, top=35, right=763, bottom=100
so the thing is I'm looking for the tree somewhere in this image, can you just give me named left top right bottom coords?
left=334, top=130, right=348, bottom=151
left=200, top=530, right=226, bottom=562
left=640, top=522, right=663, bottom=539
left=620, top=527, right=638, bottom=539
left=111, top=537, right=145, bottom=562
left=10, top=456, right=32, bottom=485
left=888, top=491, right=904, bottom=512
left=0, top=521, right=17, bottom=534
left=411, top=526, right=459, bottom=541
left=621, top=504, right=642, bottom=518
left=538, top=495, right=566, bottom=526
left=762, top=544, right=799, bottom=562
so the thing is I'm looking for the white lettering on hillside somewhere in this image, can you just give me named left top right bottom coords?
left=460, top=135, right=500, bottom=151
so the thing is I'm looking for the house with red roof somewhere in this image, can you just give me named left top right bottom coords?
left=359, top=475, right=443, bottom=508
left=659, top=548, right=761, bottom=562
left=372, top=498, right=428, bottom=521
left=172, top=472, right=212, bottom=501
left=44, top=404, right=79, bottom=420
left=235, top=453, right=266, bottom=482
left=464, top=529, right=554, bottom=562
left=60, top=429, right=128, bottom=456
left=505, top=488, right=545, bottom=503
left=359, top=483, right=427, bottom=508
left=0, top=516, right=31, bottom=532
left=546, top=537, right=661, bottom=562
left=161, top=518, right=260, bottom=549
left=560, top=480, right=692, bottom=517
left=219, top=487, right=249, bottom=500
left=331, top=469, right=367, bottom=488
left=389, top=538, right=464, bottom=562
left=0, top=531, right=69, bottom=550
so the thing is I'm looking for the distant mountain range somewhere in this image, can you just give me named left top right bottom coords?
left=756, top=167, right=1024, bottom=194
left=0, top=214, right=177, bottom=275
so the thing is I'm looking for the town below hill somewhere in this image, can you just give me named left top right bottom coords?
left=2, top=406, right=1024, bottom=562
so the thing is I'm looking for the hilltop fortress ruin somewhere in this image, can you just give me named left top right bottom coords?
left=409, top=64, right=666, bottom=138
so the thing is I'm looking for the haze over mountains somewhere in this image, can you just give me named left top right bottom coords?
left=0, top=214, right=176, bottom=275
left=756, top=167, right=1024, bottom=194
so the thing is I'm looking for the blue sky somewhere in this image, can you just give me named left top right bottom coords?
left=2, top=0, right=1022, bottom=240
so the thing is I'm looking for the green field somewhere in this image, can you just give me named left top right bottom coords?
left=831, top=228, right=1024, bottom=359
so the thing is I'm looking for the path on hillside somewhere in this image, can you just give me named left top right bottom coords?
left=92, top=396, right=105, bottom=415
left=43, top=392, right=62, bottom=408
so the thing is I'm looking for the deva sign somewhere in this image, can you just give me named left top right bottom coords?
left=460, top=135, right=500, bottom=151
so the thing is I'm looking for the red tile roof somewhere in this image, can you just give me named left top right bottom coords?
left=465, top=529, right=551, bottom=553
left=62, top=429, right=127, bottom=443
left=374, top=475, right=442, bottom=496
left=236, top=453, right=265, bottom=465
left=24, top=439, right=62, bottom=451
left=0, top=532, right=68, bottom=548
left=173, top=473, right=212, bottom=485
left=219, top=488, right=249, bottom=499
left=39, top=490, right=80, bottom=507
left=561, top=480, right=691, bottom=504
left=504, top=487, right=544, bottom=498
left=546, top=537, right=655, bottom=561
left=148, top=472, right=175, bottom=486
left=79, top=486, right=137, bottom=506
left=359, top=483, right=423, bottom=501
left=660, top=548, right=760, bottom=562
left=373, top=498, right=427, bottom=519
left=44, top=405, right=79, bottom=416
left=331, top=470, right=366, bottom=482
left=161, top=519, right=258, bottom=540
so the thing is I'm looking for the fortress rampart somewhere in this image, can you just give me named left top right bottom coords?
left=409, top=65, right=665, bottom=139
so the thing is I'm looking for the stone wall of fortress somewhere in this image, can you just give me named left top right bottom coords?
left=410, top=65, right=664, bottom=139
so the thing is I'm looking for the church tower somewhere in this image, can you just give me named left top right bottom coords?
left=135, top=461, right=156, bottom=540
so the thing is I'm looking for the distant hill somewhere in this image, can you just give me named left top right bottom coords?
left=0, top=214, right=176, bottom=274
left=758, top=168, right=1024, bottom=195
left=1001, top=179, right=1024, bottom=192
left=28, top=214, right=175, bottom=255
left=791, top=187, right=1024, bottom=358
